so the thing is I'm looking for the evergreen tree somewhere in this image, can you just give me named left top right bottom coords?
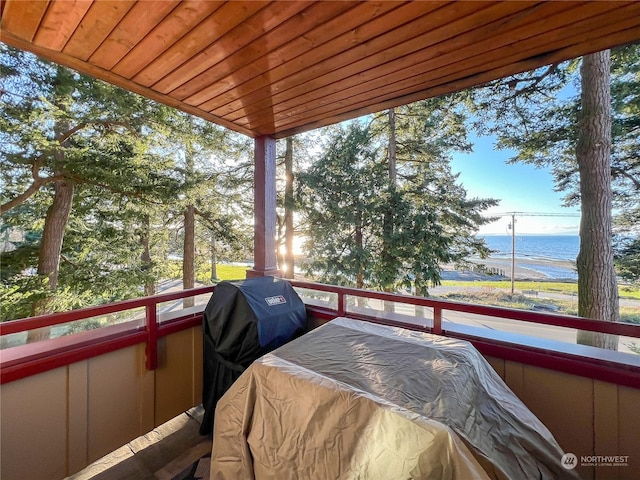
left=368, top=98, right=496, bottom=294
left=611, top=45, right=640, bottom=283
left=299, top=95, right=496, bottom=294
left=275, top=133, right=315, bottom=278
left=0, top=45, right=179, bottom=321
left=298, top=123, right=384, bottom=289
left=471, top=44, right=640, bottom=347
left=154, top=110, right=254, bottom=288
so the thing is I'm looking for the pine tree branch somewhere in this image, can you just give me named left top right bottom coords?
left=2, top=120, right=137, bottom=215
left=0, top=154, right=64, bottom=215
left=193, top=207, right=218, bottom=231
left=612, top=166, right=640, bottom=190
left=505, top=63, right=560, bottom=97
left=65, top=174, right=167, bottom=206
left=1, top=177, right=50, bottom=215
left=57, top=120, right=135, bottom=143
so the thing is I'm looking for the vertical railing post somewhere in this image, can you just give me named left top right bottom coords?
left=338, top=293, right=345, bottom=317
left=433, top=307, right=442, bottom=335
left=145, top=301, right=158, bottom=370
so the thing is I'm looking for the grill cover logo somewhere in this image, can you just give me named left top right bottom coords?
left=265, top=295, right=287, bottom=306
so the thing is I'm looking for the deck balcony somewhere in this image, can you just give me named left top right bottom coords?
left=1, top=282, right=639, bottom=480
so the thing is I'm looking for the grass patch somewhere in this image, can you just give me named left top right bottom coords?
left=440, top=280, right=578, bottom=294
left=621, top=307, right=640, bottom=325
left=437, top=290, right=538, bottom=310
left=435, top=288, right=640, bottom=324
left=166, top=260, right=249, bottom=283
left=619, top=285, right=640, bottom=300
left=214, top=264, right=250, bottom=281
left=439, top=280, right=640, bottom=299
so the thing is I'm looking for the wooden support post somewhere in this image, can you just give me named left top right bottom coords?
left=247, top=136, right=281, bottom=278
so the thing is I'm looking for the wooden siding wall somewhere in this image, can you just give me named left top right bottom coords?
left=0, top=327, right=203, bottom=480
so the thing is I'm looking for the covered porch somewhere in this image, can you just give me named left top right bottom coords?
left=2, top=1, right=640, bottom=479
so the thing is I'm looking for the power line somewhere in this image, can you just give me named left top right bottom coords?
left=486, top=211, right=580, bottom=218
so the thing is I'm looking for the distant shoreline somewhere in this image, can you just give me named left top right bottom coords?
left=441, top=256, right=578, bottom=282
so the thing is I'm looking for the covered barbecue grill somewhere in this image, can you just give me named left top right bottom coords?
left=200, top=276, right=307, bottom=435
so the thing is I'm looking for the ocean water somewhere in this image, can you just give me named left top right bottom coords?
left=479, top=235, right=580, bottom=262
left=475, top=235, right=580, bottom=279
left=482, top=235, right=580, bottom=280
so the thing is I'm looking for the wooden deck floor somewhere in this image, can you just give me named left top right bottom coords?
left=67, top=406, right=211, bottom=480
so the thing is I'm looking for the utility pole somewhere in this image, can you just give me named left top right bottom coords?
left=509, top=213, right=516, bottom=295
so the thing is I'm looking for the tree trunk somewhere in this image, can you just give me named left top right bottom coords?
left=415, top=282, right=426, bottom=318
left=141, top=214, right=155, bottom=297
left=183, top=204, right=195, bottom=308
left=210, top=231, right=218, bottom=282
left=29, top=177, right=74, bottom=341
left=388, top=108, right=397, bottom=183
left=29, top=77, right=74, bottom=339
left=183, top=144, right=195, bottom=308
left=355, top=209, right=364, bottom=290
left=575, top=50, right=619, bottom=350
left=383, top=108, right=397, bottom=313
left=36, top=178, right=74, bottom=295
left=284, top=137, right=295, bottom=279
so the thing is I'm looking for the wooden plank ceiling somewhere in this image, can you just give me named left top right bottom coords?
left=2, top=1, right=640, bottom=139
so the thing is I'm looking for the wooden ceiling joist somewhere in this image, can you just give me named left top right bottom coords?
left=1, top=0, right=639, bottom=138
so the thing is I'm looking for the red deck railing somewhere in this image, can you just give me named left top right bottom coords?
left=1, top=281, right=639, bottom=388
left=0, top=286, right=215, bottom=383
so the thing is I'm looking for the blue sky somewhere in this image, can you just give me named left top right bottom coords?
left=451, top=134, right=581, bottom=236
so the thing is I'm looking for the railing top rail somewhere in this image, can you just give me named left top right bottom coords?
left=1, top=279, right=638, bottom=388
left=290, top=280, right=640, bottom=339
left=0, top=286, right=215, bottom=335
left=2, top=279, right=638, bottom=339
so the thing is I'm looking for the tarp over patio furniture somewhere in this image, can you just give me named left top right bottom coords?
left=210, top=317, right=579, bottom=479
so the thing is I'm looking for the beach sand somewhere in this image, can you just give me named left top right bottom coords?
left=441, top=257, right=578, bottom=282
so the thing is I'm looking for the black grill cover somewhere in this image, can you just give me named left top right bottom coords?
left=200, top=276, right=307, bottom=435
